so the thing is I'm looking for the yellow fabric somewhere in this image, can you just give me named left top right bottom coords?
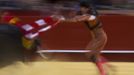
left=22, top=37, right=34, bottom=50
left=9, top=17, right=20, bottom=25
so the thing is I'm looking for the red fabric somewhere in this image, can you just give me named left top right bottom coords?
left=15, top=22, right=28, bottom=36
left=43, top=16, right=59, bottom=27
left=15, top=16, right=59, bottom=39
left=1, top=10, right=60, bottom=39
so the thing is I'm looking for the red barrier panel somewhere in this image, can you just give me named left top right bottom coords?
left=1, top=10, right=134, bottom=61
left=100, top=15, right=134, bottom=50
left=2, top=10, right=134, bottom=50
left=39, top=14, right=134, bottom=61
left=40, top=14, right=134, bottom=50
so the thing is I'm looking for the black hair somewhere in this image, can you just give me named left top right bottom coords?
left=79, top=1, right=90, bottom=8
left=79, top=0, right=98, bottom=16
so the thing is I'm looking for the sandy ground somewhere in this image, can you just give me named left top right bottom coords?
left=0, top=61, right=134, bottom=75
